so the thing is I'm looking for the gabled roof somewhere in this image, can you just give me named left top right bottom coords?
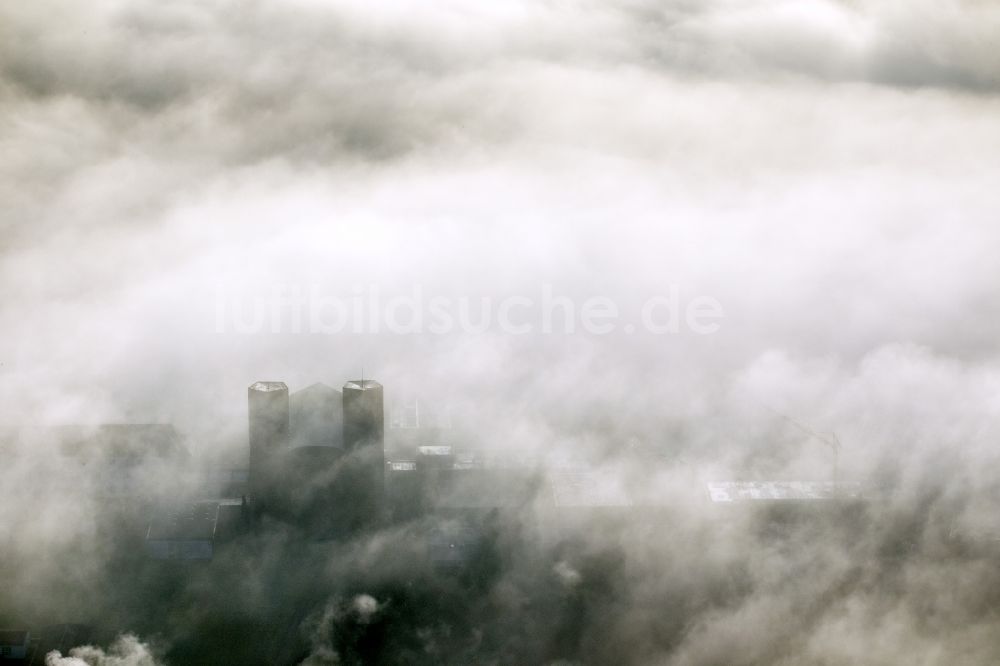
left=290, top=383, right=343, bottom=448
left=291, top=382, right=340, bottom=398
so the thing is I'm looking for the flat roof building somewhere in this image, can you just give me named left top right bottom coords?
left=0, top=630, right=30, bottom=660
left=706, top=481, right=865, bottom=503
left=248, top=381, right=289, bottom=505
left=146, top=502, right=221, bottom=561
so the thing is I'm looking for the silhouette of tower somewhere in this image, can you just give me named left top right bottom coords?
left=248, top=381, right=289, bottom=507
left=341, top=379, right=384, bottom=528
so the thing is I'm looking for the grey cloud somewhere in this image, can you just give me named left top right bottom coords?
left=44, top=634, right=162, bottom=666
left=1, top=0, right=1000, bottom=664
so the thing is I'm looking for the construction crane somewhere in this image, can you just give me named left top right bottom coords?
left=762, top=405, right=842, bottom=494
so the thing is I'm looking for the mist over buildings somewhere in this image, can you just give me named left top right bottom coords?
left=1, top=0, right=1000, bottom=664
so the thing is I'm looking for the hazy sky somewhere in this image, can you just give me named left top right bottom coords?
left=4, top=2, right=1000, bottom=664
left=2, top=0, right=1000, bottom=455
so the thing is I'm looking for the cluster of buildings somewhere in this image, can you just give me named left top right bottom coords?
left=140, top=377, right=520, bottom=562
left=243, top=378, right=547, bottom=543
left=139, top=376, right=646, bottom=564
left=0, top=625, right=97, bottom=664
left=0, top=377, right=881, bottom=661
left=135, top=376, right=871, bottom=566
left=0, top=377, right=872, bottom=573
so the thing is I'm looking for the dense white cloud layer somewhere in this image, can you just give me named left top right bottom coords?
left=1, top=2, right=999, bottom=662
left=1, top=0, right=998, bottom=494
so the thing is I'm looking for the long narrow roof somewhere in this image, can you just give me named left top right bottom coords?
left=344, top=379, right=382, bottom=391
left=249, top=381, right=288, bottom=392
left=707, top=481, right=865, bottom=503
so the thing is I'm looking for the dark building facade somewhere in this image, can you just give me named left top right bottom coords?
left=289, top=382, right=343, bottom=448
left=343, top=380, right=384, bottom=452
left=248, top=381, right=290, bottom=506
left=341, top=380, right=385, bottom=528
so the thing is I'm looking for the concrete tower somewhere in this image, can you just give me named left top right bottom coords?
left=343, top=379, right=384, bottom=451
left=341, top=379, right=385, bottom=528
left=248, top=381, right=289, bottom=505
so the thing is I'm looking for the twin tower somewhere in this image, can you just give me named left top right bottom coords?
left=248, top=379, right=385, bottom=529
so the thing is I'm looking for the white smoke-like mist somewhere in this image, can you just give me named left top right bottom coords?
left=45, top=634, right=162, bottom=666
left=2, top=0, right=1000, bottom=663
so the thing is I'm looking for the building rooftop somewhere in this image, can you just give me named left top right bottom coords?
left=249, top=381, right=288, bottom=392
left=418, top=446, right=453, bottom=457
left=343, top=379, right=382, bottom=391
left=146, top=502, right=220, bottom=541
left=0, top=630, right=29, bottom=645
left=707, top=481, right=865, bottom=503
